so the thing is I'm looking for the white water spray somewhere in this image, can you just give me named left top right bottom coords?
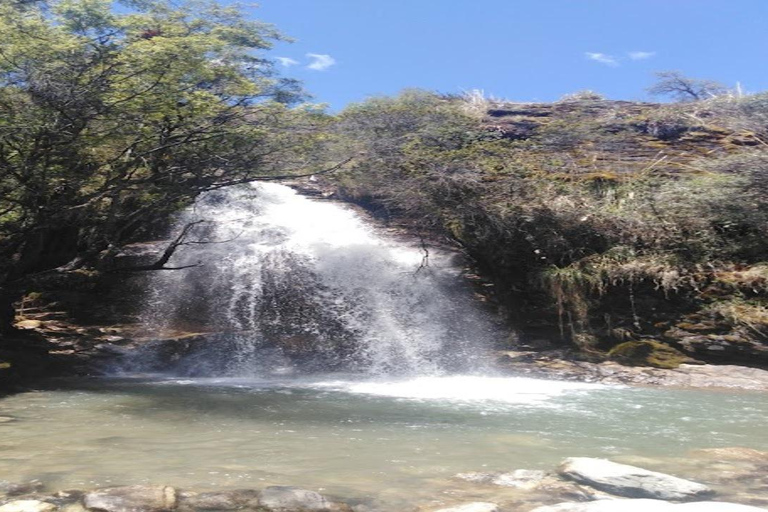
left=134, top=183, right=499, bottom=376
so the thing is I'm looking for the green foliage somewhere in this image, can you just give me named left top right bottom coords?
left=0, top=0, right=325, bottom=281
left=326, top=89, right=768, bottom=352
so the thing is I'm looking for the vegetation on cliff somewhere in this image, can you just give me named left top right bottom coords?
left=323, top=89, right=768, bottom=365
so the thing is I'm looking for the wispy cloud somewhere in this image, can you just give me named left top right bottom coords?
left=585, top=52, right=619, bottom=66
left=306, top=53, right=336, bottom=71
left=276, top=57, right=299, bottom=67
left=628, top=51, right=656, bottom=60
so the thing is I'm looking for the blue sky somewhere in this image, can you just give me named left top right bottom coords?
left=248, top=0, right=768, bottom=110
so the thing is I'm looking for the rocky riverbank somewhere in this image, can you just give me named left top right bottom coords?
left=2, top=454, right=766, bottom=512
left=497, top=350, right=768, bottom=391
left=5, top=313, right=768, bottom=393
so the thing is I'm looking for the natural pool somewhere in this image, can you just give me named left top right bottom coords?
left=1, top=374, right=767, bottom=510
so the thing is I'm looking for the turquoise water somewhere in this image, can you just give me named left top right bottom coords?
left=1, top=375, right=766, bottom=510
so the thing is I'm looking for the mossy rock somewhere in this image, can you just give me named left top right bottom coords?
left=607, top=340, right=696, bottom=369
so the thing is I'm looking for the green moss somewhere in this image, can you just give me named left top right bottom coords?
left=608, top=340, right=694, bottom=369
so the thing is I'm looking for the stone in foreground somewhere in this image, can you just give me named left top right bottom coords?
left=177, top=490, right=260, bottom=511
left=0, top=501, right=57, bottom=512
left=432, top=503, right=499, bottom=512
left=83, top=486, right=177, bottom=512
left=529, top=500, right=768, bottom=511
left=258, top=486, right=341, bottom=511
left=558, top=457, right=714, bottom=500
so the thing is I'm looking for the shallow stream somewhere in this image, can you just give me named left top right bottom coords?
left=1, top=374, right=767, bottom=510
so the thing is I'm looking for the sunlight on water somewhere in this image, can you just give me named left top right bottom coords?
left=306, top=375, right=606, bottom=404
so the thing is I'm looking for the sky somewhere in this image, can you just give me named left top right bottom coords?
left=245, top=0, right=768, bottom=110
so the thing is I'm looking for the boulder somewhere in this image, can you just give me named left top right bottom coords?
left=432, top=503, right=499, bottom=512
left=557, top=458, right=713, bottom=501
left=83, top=486, right=176, bottom=512
left=528, top=500, right=768, bottom=511
left=0, top=501, right=57, bottom=512
left=258, top=486, right=344, bottom=512
left=177, top=490, right=260, bottom=511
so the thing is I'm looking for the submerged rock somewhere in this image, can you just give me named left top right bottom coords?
left=258, top=486, right=346, bottom=511
left=432, top=503, right=499, bottom=512
left=558, top=458, right=714, bottom=501
left=83, top=486, right=176, bottom=512
left=0, top=501, right=57, bottom=512
left=177, top=490, right=260, bottom=511
left=0, top=481, right=45, bottom=498
left=455, top=470, right=548, bottom=489
left=528, top=500, right=768, bottom=511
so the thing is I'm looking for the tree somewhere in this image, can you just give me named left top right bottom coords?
left=647, top=71, right=729, bottom=102
left=0, top=0, right=329, bottom=332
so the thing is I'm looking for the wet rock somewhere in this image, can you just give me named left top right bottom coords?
left=557, top=458, right=714, bottom=500
left=432, top=503, right=499, bottom=512
left=455, top=470, right=603, bottom=501
left=59, top=505, right=87, bottom=512
left=502, top=354, right=768, bottom=391
left=0, top=481, right=45, bottom=497
left=607, top=341, right=698, bottom=369
left=0, top=501, right=57, bottom=512
left=455, top=469, right=548, bottom=489
left=529, top=500, right=768, bottom=511
left=258, top=486, right=346, bottom=511
left=83, top=486, right=176, bottom=512
left=178, top=490, right=260, bottom=511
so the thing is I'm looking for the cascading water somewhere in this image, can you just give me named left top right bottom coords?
left=127, top=182, right=500, bottom=376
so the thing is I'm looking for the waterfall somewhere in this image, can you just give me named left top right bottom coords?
left=128, top=183, right=500, bottom=376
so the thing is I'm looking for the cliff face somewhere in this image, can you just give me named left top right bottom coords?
left=326, top=94, right=768, bottom=368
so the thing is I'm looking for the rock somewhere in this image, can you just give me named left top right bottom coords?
left=178, top=490, right=260, bottom=511
left=0, top=481, right=45, bottom=497
left=59, top=505, right=87, bottom=512
left=528, top=500, right=768, bottom=511
left=258, top=486, right=343, bottom=511
left=455, top=469, right=548, bottom=489
left=14, top=320, right=43, bottom=330
left=455, top=470, right=604, bottom=501
left=0, top=501, right=57, bottom=512
left=83, top=486, right=176, bottom=512
left=557, top=458, right=713, bottom=501
left=607, top=341, right=698, bottom=369
left=432, top=503, right=499, bottom=512
left=59, top=502, right=88, bottom=512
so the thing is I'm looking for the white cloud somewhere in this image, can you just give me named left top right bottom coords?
left=306, top=53, right=336, bottom=71
left=585, top=52, right=619, bottom=66
left=628, top=51, right=656, bottom=60
left=276, top=57, right=299, bottom=67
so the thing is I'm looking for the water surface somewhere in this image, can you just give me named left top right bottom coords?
left=1, top=375, right=766, bottom=510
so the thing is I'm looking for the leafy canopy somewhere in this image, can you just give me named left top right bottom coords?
left=0, top=0, right=323, bottom=279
